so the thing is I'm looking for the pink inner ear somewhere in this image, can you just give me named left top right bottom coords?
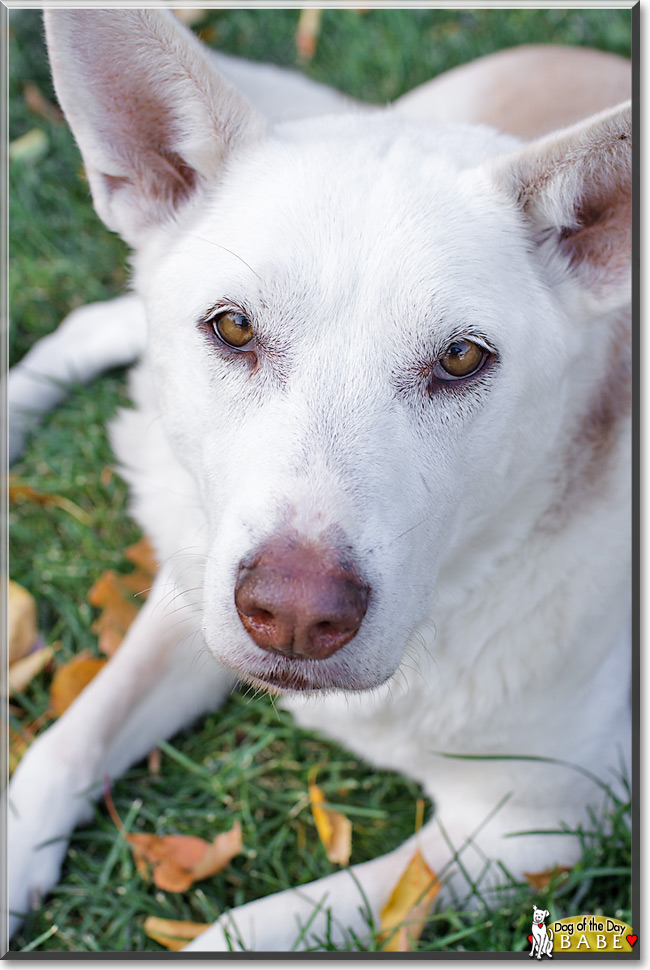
left=557, top=188, right=631, bottom=294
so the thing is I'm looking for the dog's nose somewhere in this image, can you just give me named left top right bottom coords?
left=235, top=538, right=369, bottom=659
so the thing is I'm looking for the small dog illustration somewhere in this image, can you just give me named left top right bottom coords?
left=530, top=907, right=553, bottom=959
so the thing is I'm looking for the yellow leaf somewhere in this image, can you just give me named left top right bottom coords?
left=49, top=654, right=108, bottom=716
left=379, top=849, right=440, bottom=951
left=9, top=646, right=54, bottom=695
left=308, top=781, right=352, bottom=866
left=144, top=916, right=210, bottom=951
left=8, top=580, right=38, bottom=664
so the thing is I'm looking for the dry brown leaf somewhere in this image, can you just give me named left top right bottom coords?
left=88, top=571, right=140, bottom=656
left=8, top=580, right=39, bottom=664
left=144, top=916, right=210, bottom=951
left=125, top=536, right=158, bottom=576
left=9, top=476, right=91, bottom=524
left=105, top=787, right=242, bottom=892
left=308, top=778, right=352, bottom=866
left=379, top=849, right=440, bottom=951
left=88, top=538, right=157, bottom=655
left=23, top=81, right=64, bottom=123
left=296, top=9, right=322, bottom=60
left=524, top=865, right=572, bottom=890
left=49, top=654, right=108, bottom=716
left=189, top=820, right=243, bottom=881
left=9, top=646, right=54, bottom=696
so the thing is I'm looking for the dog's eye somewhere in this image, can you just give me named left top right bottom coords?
left=212, top=310, right=255, bottom=349
left=434, top=339, right=487, bottom=380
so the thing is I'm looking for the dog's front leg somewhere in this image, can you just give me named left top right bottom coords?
left=8, top=565, right=233, bottom=937
left=9, top=293, right=146, bottom=463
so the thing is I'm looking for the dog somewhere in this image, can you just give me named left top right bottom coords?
left=8, top=10, right=631, bottom=952
left=530, top=907, right=553, bottom=959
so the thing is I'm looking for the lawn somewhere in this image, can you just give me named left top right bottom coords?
left=8, top=7, right=633, bottom=954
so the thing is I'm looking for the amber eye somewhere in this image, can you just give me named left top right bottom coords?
left=434, top=339, right=487, bottom=381
left=212, top=310, right=255, bottom=349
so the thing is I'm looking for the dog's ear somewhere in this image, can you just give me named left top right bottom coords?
left=44, top=10, right=266, bottom=247
left=491, top=102, right=631, bottom=312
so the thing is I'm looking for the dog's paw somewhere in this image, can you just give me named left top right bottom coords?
left=8, top=730, right=96, bottom=936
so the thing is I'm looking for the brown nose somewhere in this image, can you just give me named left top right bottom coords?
left=235, top=538, right=369, bottom=660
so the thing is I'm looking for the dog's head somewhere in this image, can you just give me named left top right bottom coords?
left=45, top=11, right=631, bottom=694
left=533, top=907, right=550, bottom=925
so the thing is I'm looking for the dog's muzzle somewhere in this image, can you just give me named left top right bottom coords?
left=235, top=536, right=370, bottom=660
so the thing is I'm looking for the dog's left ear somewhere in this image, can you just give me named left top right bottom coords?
left=491, top=102, right=631, bottom=313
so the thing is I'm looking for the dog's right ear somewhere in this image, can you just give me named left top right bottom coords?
left=490, top=102, right=631, bottom=314
left=44, top=10, right=266, bottom=247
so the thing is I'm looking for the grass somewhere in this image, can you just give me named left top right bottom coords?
left=8, top=7, right=633, bottom=954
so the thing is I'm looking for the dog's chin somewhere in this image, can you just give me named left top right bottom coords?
left=206, top=636, right=396, bottom=695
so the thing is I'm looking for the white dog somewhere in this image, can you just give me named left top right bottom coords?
left=8, top=11, right=631, bottom=952
left=530, top=906, right=553, bottom=959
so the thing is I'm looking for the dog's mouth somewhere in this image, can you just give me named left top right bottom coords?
left=209, top=633, right=389, bottom=695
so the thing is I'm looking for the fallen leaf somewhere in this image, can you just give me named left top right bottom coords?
left=379, top=849, right=440, bottom=951
left=172, top=9, right=207, bottom=26
left=189, top=821, right=243, bottom=881
left=23, top=81, right=64, bottom=123
left=308, top=774, right=352, bottom=866
left=8, top=128, right=48, bottom=163
left=49, top=654, right=108, bottom=716
left=88, top=538, right=157, bottom=655
left=125, top=536, right=158, bottom=576
left=144, top=916, right=210, bottom=951
left=9, top=476, right=91, bottom=524
left=9, top=646, right=54, bottom=695
left=296, top=8, right=322, bottom=60
left=88, top=571, right=140, bottom=656
left=105, top=787, right=243, bottom=892
left=8, top=580, right=38, bottom=663
left=524, top=866, right=572, bottom=890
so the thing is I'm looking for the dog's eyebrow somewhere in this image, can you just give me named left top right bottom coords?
left=185, top=232, right=263, bottom=283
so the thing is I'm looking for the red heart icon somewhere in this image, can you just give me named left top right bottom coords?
left=626, top=934, right=637, bottom=947
left=528, top=935, right=533, bottom=944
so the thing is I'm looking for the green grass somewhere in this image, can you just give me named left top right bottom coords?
left=9, top=7, right=632, bottom=954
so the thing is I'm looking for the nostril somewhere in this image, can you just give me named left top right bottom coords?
left=234, top=537, right=370, bottom=661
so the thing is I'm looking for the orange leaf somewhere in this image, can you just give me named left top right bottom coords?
left=88, top=538, right=157, bottom=655
left=104, top=787, right=242, bottom=891
left=49, top=654, right=108, bottom=716
left=125, top=536, right=158, bottom=576
left=379, top=849, right=440, bottom=951
left=524, top=866, right=571, bottom=890
left=144, top=916, right=210, bottom=951
left=190, top=820, right=243, bottom=880
left=308, top=778, right=352, bottom=866
left=88, top=571, right=140, bottom=656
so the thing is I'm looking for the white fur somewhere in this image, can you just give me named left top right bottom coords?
left=8, top=11, right=631, bottom=952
